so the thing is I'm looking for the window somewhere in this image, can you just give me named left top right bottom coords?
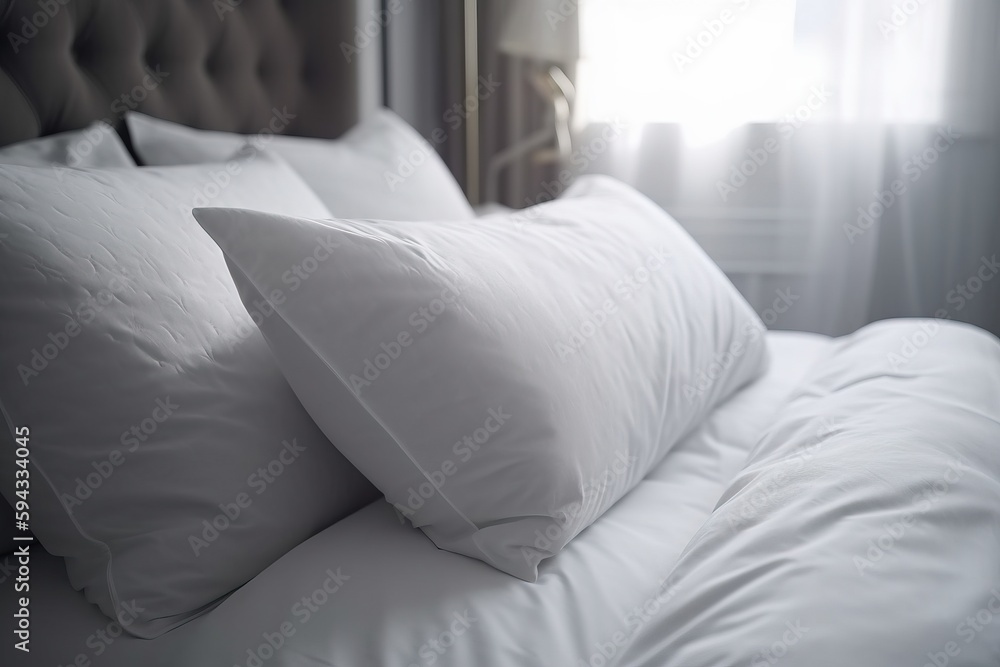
left=577, top=0, right=954, bottom=142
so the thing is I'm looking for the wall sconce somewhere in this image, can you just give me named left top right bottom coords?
left=485, top=0, right=580, bottom=204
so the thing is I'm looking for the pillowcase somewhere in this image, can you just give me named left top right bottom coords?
left=0, top=152, right=379, bottom=637
left=0, top=121, right=136, bottom=558
left=126, top=109, right=475, bottom=221
left=0, top=121, right=135, bottom=167
left=194, top=176, right=770, bottom=581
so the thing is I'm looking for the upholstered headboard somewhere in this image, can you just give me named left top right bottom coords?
left=0, top=0, right=373, bottom=148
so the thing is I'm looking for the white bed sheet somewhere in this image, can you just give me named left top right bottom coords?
left=1, top=331, right=832, bottom=667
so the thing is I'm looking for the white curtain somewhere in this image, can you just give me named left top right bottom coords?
left=572, top=0, right=1000, bottom=336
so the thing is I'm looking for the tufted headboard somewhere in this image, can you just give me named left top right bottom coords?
left=0, top=0, right=376, bottom=148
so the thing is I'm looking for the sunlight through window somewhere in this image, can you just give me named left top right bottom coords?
left=577, top=0, right=952, bottom=144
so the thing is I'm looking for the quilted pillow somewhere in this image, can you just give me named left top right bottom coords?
left=0, top=153, right=378, bottom=637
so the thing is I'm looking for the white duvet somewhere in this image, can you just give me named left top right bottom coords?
left=7, top=321, right=1000, bottom=667
left=620, top=319, right=1000, bottom=666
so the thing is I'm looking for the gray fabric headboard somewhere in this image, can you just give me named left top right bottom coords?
left=0, top=0, right=370, bottom=148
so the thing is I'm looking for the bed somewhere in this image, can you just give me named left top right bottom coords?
left=5, top=332, right=828, bottom=665
left=2, top=2, right=999, bottom=667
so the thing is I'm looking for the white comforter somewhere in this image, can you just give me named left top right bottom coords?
left=620, top=319, right=1000, bottom=666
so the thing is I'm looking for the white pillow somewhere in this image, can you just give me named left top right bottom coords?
left=0, top=121, right=135, bottom=558
left=0, top=122, right=135, bottom=552
left=126, top=109, right=475, bottom=221
left=0, top=153, right=378, bottom=637
left=0, top=121, right=135, bottom=167
left=194, top=176, right=770, bottom=581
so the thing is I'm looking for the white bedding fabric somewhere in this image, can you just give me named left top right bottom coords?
left=0, top=121, right=135, bottom=168
left=616, top=318, right=1000, bottom=667
left=126, top=110, right=476, bottom=221
left=0, top=155, right=377, bottom=638
left=9, top=321, right=999, bottom=666
left=2, top=331, right=830, bottom=667
left=194, top=175, right=769, bottom=582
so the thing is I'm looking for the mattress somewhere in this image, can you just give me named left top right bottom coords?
left=3, top=331, right=834, bottom=666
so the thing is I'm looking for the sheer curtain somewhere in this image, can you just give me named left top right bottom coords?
left=567, top=0, right=1000, bottom=336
